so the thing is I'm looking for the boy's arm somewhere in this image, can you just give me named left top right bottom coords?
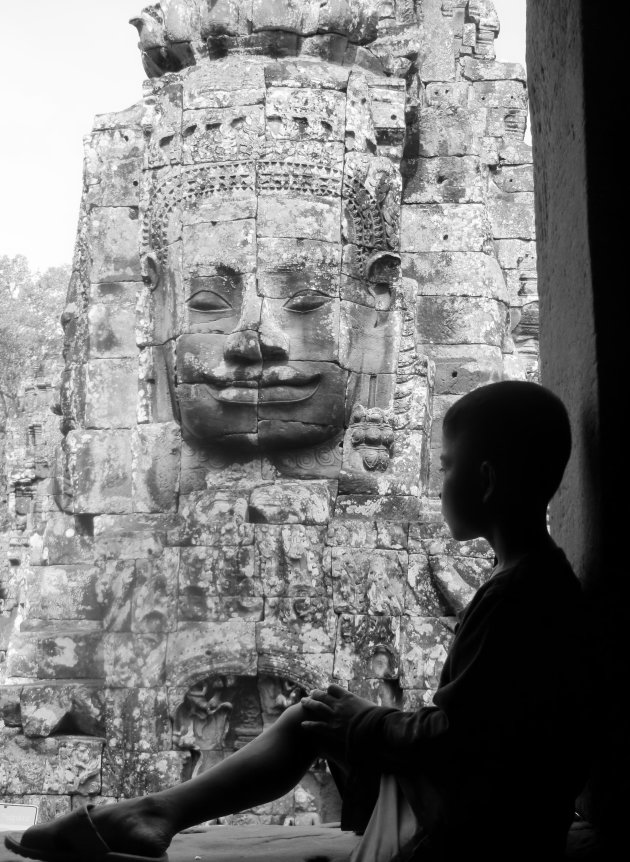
left=344, top=700, right=450, bottom=772
left=345, top=584, right=525, bottom=772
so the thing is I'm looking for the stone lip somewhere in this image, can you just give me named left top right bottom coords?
left=193, top=367, right=323, bottom=405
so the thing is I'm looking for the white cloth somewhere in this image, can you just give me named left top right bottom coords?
left=349, top=775, right=419, bottom=862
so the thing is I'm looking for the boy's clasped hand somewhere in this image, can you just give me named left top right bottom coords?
left=300, top=684, right=375, bottom=742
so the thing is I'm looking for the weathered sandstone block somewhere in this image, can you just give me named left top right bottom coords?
left=179, top=545, right=259, bottom=621
left=66, top=430, right=133, bottom=514
left=399, top=616, right=455, bottom=689
left=20, top=684, right=104, bottom=738
left=255, top=525, right=331, bottom=597
left=401, top=204, right=491, bottom=253
left=85, top=359, right=138, bottom=429
left=403, top=156, right=483, bottom=204
left=88, top=208, right=142, bottom=283
left=249, top=483, right=334, bottom=525
left=430, top=344, right=503, bottom=395
left=132, top=423, right=181, bottom=513
left=256, top=597, right=337, bottom=655
left=26, top=566, right=100, bottom=623
left=460, top=57, right=526, bottom=82
left=38, top=628, right=104, bottom=680
left=0, top=733, right=104, bottom=796
left=488, top=193, right=536, bottom=239
left=331, top=548, right=406, bottom=615
left=88, top=295, right=138, bottom=359
left=402, top=251, right=507, bottom=300
left=416, top=295, right=507, bottom=347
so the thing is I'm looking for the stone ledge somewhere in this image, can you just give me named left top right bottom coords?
left=168, top=825, right=358, bottom=862
left=165, top=821, right=599, bottom=862
left=0, top=821, right=599, bottom=861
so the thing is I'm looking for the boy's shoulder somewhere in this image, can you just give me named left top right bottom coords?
left=475, top=546, right=584, bottom=626
left=454, top=547, right=584, bottom=651
left=467, top=546, right=580, bottom=613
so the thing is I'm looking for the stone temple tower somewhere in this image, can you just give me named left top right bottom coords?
left=0, top=0, right=536, bottom=824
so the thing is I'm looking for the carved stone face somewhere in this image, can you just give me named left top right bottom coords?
left=146, top=177, right=401, bottom=452
left=174, top=221, right=350, bottom=451
left=143, top=59, right=404, bottom=452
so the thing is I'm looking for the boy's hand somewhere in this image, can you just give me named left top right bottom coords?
left=300, top=684, right=375, bottom=742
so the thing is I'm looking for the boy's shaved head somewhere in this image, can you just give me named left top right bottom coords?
left=443, top=381, right=571, bottom=505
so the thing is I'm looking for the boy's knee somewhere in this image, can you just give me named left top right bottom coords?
left=267, top=703, right=345, bottom=766
left=261, top=702, right=307, bottom=739
left=274, top=702, right=306, bottom=730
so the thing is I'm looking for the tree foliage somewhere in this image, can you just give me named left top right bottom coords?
left=0, top=255, right=70, bottom=425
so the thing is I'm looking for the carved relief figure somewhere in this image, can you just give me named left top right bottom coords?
left=173, top=674, right=307, bottom=779
left=369, top=643, right=397, bottom=679
left=173, top=677, right=234, bottom=776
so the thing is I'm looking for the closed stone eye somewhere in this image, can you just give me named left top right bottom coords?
left=187, top=289, right=233, bottom=313
left=283, top=290, right=330, bottom=313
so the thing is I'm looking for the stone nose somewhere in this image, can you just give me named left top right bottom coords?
left=223, top=297, right=290, bottom=363
left=223, top=328, right=263, bottom=363
left=223, top=321, right=290, bottom=363
left=222, top=288, right=264, bottom=363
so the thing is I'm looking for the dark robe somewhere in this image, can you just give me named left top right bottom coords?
left=340, top=546, right=592, bottom=861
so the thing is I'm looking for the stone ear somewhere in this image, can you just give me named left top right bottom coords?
left=365, top=251, right=401, bottom=311
left=141, top=252, right=162, bottom=291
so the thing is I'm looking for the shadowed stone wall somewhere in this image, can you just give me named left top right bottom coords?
left=1, top=0, right=536, bottom=824
left=528, top=0, right=623, bottom=848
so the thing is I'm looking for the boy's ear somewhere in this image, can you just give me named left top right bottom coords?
left=480, top=460, right=496, bottom=504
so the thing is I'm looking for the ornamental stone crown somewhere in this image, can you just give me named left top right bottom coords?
left=131, top=0, right=420, bottom=77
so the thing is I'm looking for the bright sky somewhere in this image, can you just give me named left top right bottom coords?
left=0, top=0, right=527, bottom=272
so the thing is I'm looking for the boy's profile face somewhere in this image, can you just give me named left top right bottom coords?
left=440, top=430, right=486, bottom=541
